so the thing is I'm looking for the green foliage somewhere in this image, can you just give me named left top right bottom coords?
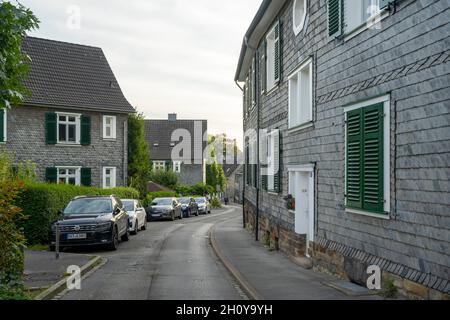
left=148, top=170, right=179, bottom=190
left=14, top=160, right=37, bottom=181
left=143, top=191, right=178, bottom=207
left=206, top=163, right=226, bottom=192
left=128, top=112, right=151, bottom=198
left=0, top=1, right=39, bottom=109
left=382, top=278, right=398, bottom=299
left=15, top=182, right=139, bottom=245
left=175, top=183, right=213, bottom=197
left=0, top=152, right=27, bottom=299
left=210, top=196, right=222, bottom=209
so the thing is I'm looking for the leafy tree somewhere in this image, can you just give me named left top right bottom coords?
left=205, top=136, right=226, bottom=192
left=0, top=1, right=39, bottom=109
left=128, top=112, right=151, bottom=198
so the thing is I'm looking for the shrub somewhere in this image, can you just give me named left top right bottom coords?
left=148, top=170, right=178, bottom=190
left=175, top=183, right=214, bottom=197
left=15, top=182, right=139, bottom=245
left=210, top=196, right=222, bottom=209
left=143, top=191, right=179, bottom=207
left=0, top=153, right=27, bottom=299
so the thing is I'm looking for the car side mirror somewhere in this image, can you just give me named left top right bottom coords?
left=114, top=207, right=121, bottom=215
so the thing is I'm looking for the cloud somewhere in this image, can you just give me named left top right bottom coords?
left=21, top=0, right=262, bottom=147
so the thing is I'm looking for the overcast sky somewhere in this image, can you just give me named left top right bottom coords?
left=20, top=0, right=262, bottom=148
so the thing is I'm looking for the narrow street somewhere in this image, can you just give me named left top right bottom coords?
left=60, top=208, right=246, bottom=300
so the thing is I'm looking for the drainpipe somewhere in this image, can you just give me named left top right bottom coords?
left=236, top=80, right=246, bottom=229
left=123, top=120, right=128, bottom=186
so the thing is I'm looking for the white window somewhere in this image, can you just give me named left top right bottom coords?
left=103, top=115, right=116, bottom=139
left=344, top=0, right=380, bottom=33
left=266, top=24, right=280, bottom=91
left=293, top=0, right=307, bottom=35
left=103, top=167, right=117, bottom=189
left=57, top=113, right=80, bottom=144
left=288, top=58, right=313, bottom=129
left=173, top=161, right=181, bottom=173
left=153, top=161, right=166, bottom=171
left=57, top=167, right=81, bottom=185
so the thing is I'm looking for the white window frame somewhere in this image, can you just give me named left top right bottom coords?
left=103, top=115, right=117, bottom=139
left=1, top=108, right=7, bottom=143
left=153, top=161, right=166, bottom=171
left=288, top=58, right=313, bottom=130
left=266, top=131, right=275, bottom=191
left=56, top=166, right=81, bottom=186
left=293, top=0, right=307, bottom=36
left=103, top=166, right=117, bottom=189
left=57, top=112, right=81, bottom=145
left=343, top=94, right=391, bottom=219
left=343, top=0, right=389, bottom=42
left=173, top=161, right=181, bottom=173
left=266, top=25, right=278, bottom=92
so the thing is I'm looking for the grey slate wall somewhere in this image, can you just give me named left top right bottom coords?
left=243, top=0, right=450, bottom=286
left=4, top=105, right=128, bottom=188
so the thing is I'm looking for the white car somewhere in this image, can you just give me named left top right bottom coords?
left=122, top=199, right=147, bottom=235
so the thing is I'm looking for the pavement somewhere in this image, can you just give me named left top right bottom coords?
left=24, top=250, right=94, bottom=289
left=212, top=206, right=383, bottom=300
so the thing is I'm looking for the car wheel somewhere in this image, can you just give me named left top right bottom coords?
left=109, top=228, right=119, bottom=251
left=179, top=211, right=183, bottom=220
left=141, top=219, right=147, bottom=231
left=195, top=210, right=199, bottom=217
left=121, top=226, right=130, bottom=242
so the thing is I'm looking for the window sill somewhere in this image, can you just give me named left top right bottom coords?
left=343, top=9, right=390, bottom=42
left=288, top=121, right=313, bottom=133
left=267, top=191, right=279, bottom=196
left=345, top=208, right=390, bottom=220
left=265, top=83, right=279, bottom=96
left=103, top=138, right=117, bottom=142
left=56, top=143, right=82, bottom=147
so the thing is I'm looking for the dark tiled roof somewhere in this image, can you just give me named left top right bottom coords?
left=144, top=119, right=207, bottom=161
left=21, top=37, right=135, bottom=113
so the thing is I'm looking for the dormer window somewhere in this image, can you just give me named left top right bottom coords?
left=153, top=143, right=159, bottom=147
left=293, top=0, right=307, bottom=36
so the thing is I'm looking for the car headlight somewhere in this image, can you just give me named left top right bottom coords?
left=96, top=222, right=112, bottom=232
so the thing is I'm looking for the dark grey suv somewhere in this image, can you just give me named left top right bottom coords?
left=49, top=195, right=130, bottom=251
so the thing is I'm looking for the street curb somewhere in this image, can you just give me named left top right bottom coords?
left=34, top=255, right=105, bottom=300
left=209, top=225, right=264, bottom=301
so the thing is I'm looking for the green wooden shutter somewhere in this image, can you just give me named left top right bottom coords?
left=81, top=168, right=92, bottom=186
left=379, top=0, right=390, bottom=9
left=45, top=112, right=57, bottom=145
left=328, top=0, right=342, bottom=38
left=166, top=161, right=173, bottom=172
left=362, top=104, right=384, bottom=213
left=80, top=115, right=91, bottom=146
left=274, top=20, right=281, bottom=83
left=0, top=109, right=4, bottom=142
left=262, top=174, right=268, bottom=191
left=45, top=167, right=57, bottom=183
left=346, top=108, right=363, bottom=209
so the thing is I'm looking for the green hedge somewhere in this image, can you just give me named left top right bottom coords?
left=16, top=182, right=139, bottom=245
left=143, top=191, right=179, bottom=207
left=175, top=183, right=214, bottom=197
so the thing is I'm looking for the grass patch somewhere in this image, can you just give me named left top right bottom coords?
left=26, top=244, right=48, bottom=251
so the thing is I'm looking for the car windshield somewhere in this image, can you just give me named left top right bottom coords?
left=64, top=198, right=112, bottom=215
left=179, top=198, right=191, bottom=204
left=196, top=198, right=206, bottom=203
left=152, top=198, right=172, bottom=206
left=122, top=201, right=135, bottom=212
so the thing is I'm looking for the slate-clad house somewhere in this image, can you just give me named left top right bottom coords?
left=236, top=0, right=450, bottom=298
left=144, top=114, right=207, bottom=185
left=0, top=37, right=135, bottom=188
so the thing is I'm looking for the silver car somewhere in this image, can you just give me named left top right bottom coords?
left=147, top=197, right=183, bottom=221
left=195, top=197, right=211, bottom=215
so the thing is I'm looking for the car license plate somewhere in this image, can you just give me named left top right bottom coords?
left=67, top=233, right=87, bottom=240
left=152, top=214, right=161, bottom=217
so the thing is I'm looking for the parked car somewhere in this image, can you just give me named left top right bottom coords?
left=195, top=197, right=211, bottom=215
left=49, top=195, right=130, bottom=251
left=146, top=197, right=182, bottom=221
left=178, top=197, right=199, bottom=218
left=122, top=199, right=147, bottom=235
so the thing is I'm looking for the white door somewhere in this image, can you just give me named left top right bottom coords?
left=289, top=166, right=315, bottom=256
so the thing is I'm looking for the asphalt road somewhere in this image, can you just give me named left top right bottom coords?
left=60, top=207, right=246, bottom=300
